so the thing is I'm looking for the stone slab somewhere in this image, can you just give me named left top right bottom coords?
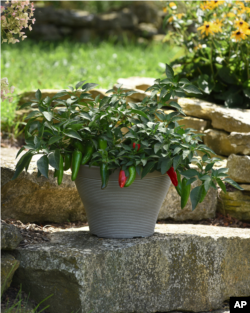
left=1, top=222, right=23, bottom=250
left=227, top=154, right=250, bottom=183
left=11, top=225, right=250, bottom=313
left=1, top=148, right=217, bottom=224
left=178, top=98, right=250, bottom=133
left=204, top=129, right=250, bottom=156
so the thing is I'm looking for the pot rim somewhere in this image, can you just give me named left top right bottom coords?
left=77, top=164, right=168, bottom=181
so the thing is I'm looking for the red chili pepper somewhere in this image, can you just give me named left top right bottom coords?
left=119, top=170, right=127, bottom=188
left=133, top=143, right=141, bottom=151
left=167, top=166, right=178, bottom=186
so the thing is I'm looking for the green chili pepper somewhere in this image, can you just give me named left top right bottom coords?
left=57, top=154, right=64, bottom=185
left=71, top=150, right=82, bottom=181
left=72, top=140, right=85, bottom=154
left=175, top=171, right=182, bottom=197
left=181, top=177, right=191, bottom=209
left=98, top=138, right=107, bottom=150
left=81, top=142, right=94, bottom=165
left=63, top=153, right=72, bottom=171
left=199, top=185, right=207, bottom=203
left=100, top=163, right=109, bottom=190
left=125, top=166, right=136, bottom=187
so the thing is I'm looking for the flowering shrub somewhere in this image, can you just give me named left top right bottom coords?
left=164, top=0, right=250, bottom=108
left=1, top=0, right=35, bottom=102
left=1, top=77, right=15, bottom=102
left=1, top=0, right=35, bottom=44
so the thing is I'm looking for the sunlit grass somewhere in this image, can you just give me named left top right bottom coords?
left=1, top=40, right=184, bottom=124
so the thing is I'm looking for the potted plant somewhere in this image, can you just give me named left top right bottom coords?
left=13, top=64, right=243, bottom=238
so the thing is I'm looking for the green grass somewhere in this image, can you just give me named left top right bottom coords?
left=1, top=40, right=183, bottom=126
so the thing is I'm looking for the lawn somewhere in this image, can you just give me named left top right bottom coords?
left=1, top=40, right=183, bottom=126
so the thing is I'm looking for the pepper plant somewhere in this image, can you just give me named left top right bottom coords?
left=13, top=64, right=243, bottom=211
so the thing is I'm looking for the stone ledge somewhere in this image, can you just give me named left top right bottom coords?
left=11, top=224, right=250, bottom=313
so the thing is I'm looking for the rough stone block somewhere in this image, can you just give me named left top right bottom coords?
left=227, top=154, right=250, bottom=183
left=11, top=225, right=250, bottom=313
left=178, top=98, right=250, bottom=133
left=1, top=222, right=23, bottom=250
left=217, top=188, right=250, bottom=222
left=1, top=252, right=20, bottom=295
left=204, top=129, right=250, bottom=156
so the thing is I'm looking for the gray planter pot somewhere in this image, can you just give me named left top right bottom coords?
left=75, top=165, right=171, bottom=238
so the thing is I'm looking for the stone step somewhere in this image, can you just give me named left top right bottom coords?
left=11, top=224, right=250, bottom=313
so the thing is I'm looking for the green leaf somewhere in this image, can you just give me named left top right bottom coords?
left=75, top=80, right=86, bottom=90
left=196, top=74, right=214, bottom=94
left=161, top=158, right=172, bottom=175
left=183, top=85, right=202, bottom=95
left=204, top=177, right=212, bottom=192
left=168, top=101, right=185, bottom=115
left=12, top=151, right=33, bottom=180
left=218, top=67, right=237, bottom=85
left=131, top=109, right=148, bottom=119
left=48, top=136, right=63, bottom=145
left=223, top=178, right=244, bottom=191
left=63, top=129, right=82, bottom=141
left=35, top=89, right=42, bottom=101
left=48, top=149, right=60, bottom=170
left=19, top=101, right=33, bottom=110
left=24, top=111, right=41, bottom=120
left=179, top=78, right=190, bottom=85
left=173, top=155, right=182, bottom=171
left=16, top=147, right=26, bottom=159
left=186, top=177, right=196, bottom=185
left=81, top=83, right=98, bottom=92
left=141, top=161, right=156, bottom=179
left=154, top=143, right=162, bottom=154
left=42, top=112, right=53, bottom=122
left=165, top=64, right=174, bottom=80
left=37, top=155, right=49, bottom=179
left=216, top=178, right=227, bottom=193
left=205, top=163, right=214, bottom=172
left=190, top=185, right=203, bottom=211
left=180, top=169, right=199, bottom=178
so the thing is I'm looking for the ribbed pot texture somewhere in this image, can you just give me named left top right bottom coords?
left=75, top=165, right=171, bottom=239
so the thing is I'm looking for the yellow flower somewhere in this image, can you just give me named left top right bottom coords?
left=176, top=13, right=185, bottom=19
left=231, top=29, right=247, bottom=41
left=163, top=7, right=167, bottom=13
left=194, top=44, right=203, bottom=51
left=197, top=21, right=221, bottom=36
left=235, top=1, right=245, bottom=10
left=245, top=7, right=250, bottom=14
left=227, top=12, right=236, bottom=18
left=235, top=19, right=249, bottom=30
left=169, top=2, right=177, bottom=9
left=214, top=19, right=223, bottom=31
left=209, top=1, right=223, bottom=9
left=200, top=2, right=211, bottom=10
left=168, top=16, right=174, bottom=23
